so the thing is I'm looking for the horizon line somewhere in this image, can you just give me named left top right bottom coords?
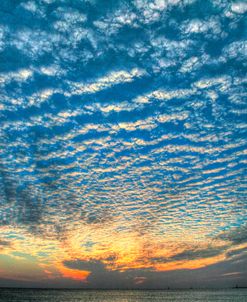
left=1, top=286, right=247, bottom=290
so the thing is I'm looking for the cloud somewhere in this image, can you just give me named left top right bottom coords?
left=0, top=0, right=246, bottom=289
left=218, top=224, right=247, bottom=245
left=170, top=247, right=226, bottom=262
left=63, top=259, right=136, bottom=288
left=68, top=68, right=145, bottom=96
left=0, top=239, right=11, bottom=248
left=231, top=2, right=247, bottom=14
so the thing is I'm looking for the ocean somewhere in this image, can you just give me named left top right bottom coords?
left=0, top=289, right=247, bottom=302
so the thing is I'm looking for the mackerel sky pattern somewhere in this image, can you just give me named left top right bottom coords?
left=0, top=0, right=247, bottom=288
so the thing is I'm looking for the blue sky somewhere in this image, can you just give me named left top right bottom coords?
left=0, top=0, right=247, bottom=288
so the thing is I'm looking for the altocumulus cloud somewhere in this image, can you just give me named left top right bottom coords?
left=0, top=0, right=246, bottom=288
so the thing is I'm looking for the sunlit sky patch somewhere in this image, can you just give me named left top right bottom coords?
left=0, top=0, right=246, bottom=289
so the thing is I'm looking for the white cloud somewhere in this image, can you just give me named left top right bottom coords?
left=0, top=69, right=33, bottom=86
left=69, top=68, right=145, bottom=96
left=231, top=2, right=247, bottom=14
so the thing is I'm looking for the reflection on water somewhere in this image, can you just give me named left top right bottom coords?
left=0, top=289, right=247, bottom=302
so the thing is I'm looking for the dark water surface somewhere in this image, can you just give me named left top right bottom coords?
left=0, top=289, right=247, bottom=302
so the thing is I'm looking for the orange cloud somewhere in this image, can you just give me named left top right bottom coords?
left=57, top=263, right=90, bottom=282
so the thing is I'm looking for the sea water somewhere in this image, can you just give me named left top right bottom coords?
left=0, top=288, right=247, bottom=302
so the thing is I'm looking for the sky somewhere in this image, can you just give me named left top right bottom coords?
left=0, top=0, right=247, bottom=289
